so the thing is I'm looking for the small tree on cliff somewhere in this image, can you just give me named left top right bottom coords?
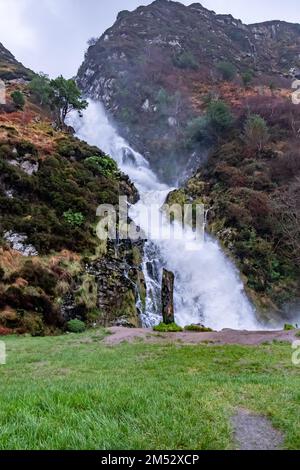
left=207, top=100, right=234, bottom=135
left=242, top=71, right=253, bottom=88
left=29, top=73, right=88, bottom=129
left=244, top=114, right=269, bottom=152
left=11, top=90, right=25, bottom=110
left=217, top=61, right=236, bottom=81
left=29, top=73, right=53, bottom=106
left=50, top=76, right=88, bottom=129
left=29, top=72, right=53, bottom=106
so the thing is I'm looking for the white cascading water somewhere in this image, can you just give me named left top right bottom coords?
left=71, top=100, right=261, bottom=331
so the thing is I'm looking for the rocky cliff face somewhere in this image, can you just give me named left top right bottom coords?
left=77, top=0, right=300, bottom=181
left=0, top=42, right=32, bottom=81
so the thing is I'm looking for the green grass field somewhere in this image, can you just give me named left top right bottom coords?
left=0, top=330, right=299, bottom=450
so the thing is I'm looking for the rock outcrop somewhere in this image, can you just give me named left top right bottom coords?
left=0, top=42, right=32, bottom=81
left=161, top=268, right=175, bottom=324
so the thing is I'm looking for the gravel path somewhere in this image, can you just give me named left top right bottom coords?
left=104, top=326, right=299, bottom=346
left=232, top=408, right=284, bottom=450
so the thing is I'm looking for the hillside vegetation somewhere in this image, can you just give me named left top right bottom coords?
left=168, top=92, right=300, bottom=318
left=0, top=52, right=143, bottom=336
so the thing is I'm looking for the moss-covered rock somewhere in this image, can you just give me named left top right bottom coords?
left=153, top=322, right=183, bottom=332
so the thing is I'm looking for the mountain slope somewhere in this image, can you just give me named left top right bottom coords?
left=77, top=0, right=300, bottom=181
left=0, top=44, right=144, bottom=336
left=0, top=42, right=32, bottom=81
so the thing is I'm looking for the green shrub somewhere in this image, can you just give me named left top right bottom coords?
left=11, top=91, right=25, bottom=110
left=84, top=155, right=119, bottom=178
left=172, top=51, right=198, bottom=70
left=66, top=319, right=86, bottom=333
left=156, top=88, right=173, bottom=107
left=284, top=323, right=296, bottom=331
left=153, top=322, right=183, bottom=332
left=186, top=101, right=233, bottom=144
left=29, top=72, right=53, bottom=107
left=184, top=324, right=213, bottom=332
left=207, top=100, right=234, bottom=133
left=244, top=114, right=269, bottom=151
left=186, top=116, right=210, bottom=143
left=63, top=210, right=85, bottom=228
left=242, top=71, right=253, bottom=87
left=217, top=62, right=236, bottom=81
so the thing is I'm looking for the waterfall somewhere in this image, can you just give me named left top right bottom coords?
left=70, top=100, right=261, bottom=331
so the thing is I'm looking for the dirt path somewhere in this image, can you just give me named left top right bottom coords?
left=104, top=326, right=299, bottom=346
left=232, top=408, right=284, bottom=450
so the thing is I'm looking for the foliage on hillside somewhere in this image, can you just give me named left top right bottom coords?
left=169, top=94, right=300, bottom=318
left=0, top=74, right=141, bottom=336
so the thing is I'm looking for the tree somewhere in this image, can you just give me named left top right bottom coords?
left=186, top=116, right=210, bottom=143
left=29, top=73, right=53, bottom=106
left=63, top=210, right=85, bottom=228
left=217, top=61, right=236, bottom=81
left=207, top=100, right=234, bottom=133
left=29, top=73, right=88, bottom=129
left=50, top=76, right=88, bottom=128
left=242, top=71, right=253, bottom=87
left=172, top=51, right=198, bottom=70
left=186, top=100, right=234, bottom=144
left=244, top=114, right=269, bottom=151
left=11, top=90, right=25, bottom=110
left=271, top=178, right=300, bottom=265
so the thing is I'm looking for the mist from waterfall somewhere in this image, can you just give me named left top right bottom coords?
left=71, top=100, right=262, bottom=331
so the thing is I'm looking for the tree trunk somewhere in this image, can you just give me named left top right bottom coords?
left=161, top=269, right=175, bottom=324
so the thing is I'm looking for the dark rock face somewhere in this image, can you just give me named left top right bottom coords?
left=60, top=240, right=146, bottom=328
left=161, top=268, right=175, bottom=324
left=0, top=42, right=32, bottom=81
left=86, top=240, right=146, bottom=328
left=77, top=0, right=300, bottom=181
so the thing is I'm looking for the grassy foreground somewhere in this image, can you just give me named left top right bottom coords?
left=0, top=330, right=300, bottom=450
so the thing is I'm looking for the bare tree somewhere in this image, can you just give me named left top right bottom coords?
left=271, top=177, right=300, bottom=264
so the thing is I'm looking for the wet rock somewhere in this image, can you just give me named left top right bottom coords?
left=61, top=240, right=145, bottom=327
left=161, top=269, right=175, bottom=324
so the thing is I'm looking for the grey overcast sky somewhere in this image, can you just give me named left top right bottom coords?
left=0, top=0, right=299, bottom=78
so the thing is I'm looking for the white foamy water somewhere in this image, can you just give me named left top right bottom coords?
left=71, top=100, right=261, bottom=331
